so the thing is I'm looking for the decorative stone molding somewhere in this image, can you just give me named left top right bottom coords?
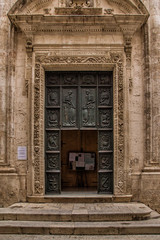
left=32, top=51, right=125, bottom=195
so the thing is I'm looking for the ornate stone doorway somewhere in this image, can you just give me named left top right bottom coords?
left=45, top=71, right=113, bottom=194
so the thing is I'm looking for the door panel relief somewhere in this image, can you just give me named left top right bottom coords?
left=45, top=71, right=113, bottom=194
left=81, top=88, right=96, bottom=127
left=62, top=88, right=77, bottom=127
left=98, top=73, right=113, bottom=194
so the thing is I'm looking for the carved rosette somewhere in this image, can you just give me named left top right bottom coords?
left=34, top=52, right=125, bottom=195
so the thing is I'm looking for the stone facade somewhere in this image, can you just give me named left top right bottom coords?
left=0, top=0, right=160, bottom=212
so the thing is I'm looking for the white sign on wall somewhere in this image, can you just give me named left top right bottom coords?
left=17, top=146, right=27, bottom=160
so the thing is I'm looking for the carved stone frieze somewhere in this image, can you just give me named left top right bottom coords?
left=33, top=51, right=125, bottom=195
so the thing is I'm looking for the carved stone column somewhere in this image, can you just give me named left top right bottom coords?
left=142, top=1, right=160, bottom=169
left=124, top=35, right=132, bottom=194
left=148, top=1, right=160, bottom=167
left=25, top=36, right=34, bottom=196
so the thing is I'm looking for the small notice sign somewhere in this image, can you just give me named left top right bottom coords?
left=69, top=152, right=95, bottom=171
left=18, top=146, right=27, bottom=160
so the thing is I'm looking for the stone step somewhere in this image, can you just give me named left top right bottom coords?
left=1, top=235, right=160, bottom=240
left=27, top=194, right=132, bottom=203
left=0, top=218, right=160, bottom=235
left=0, top=203, right=152, bottom=222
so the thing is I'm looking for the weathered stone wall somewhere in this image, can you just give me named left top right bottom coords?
left=0, top=0, right=27, bottom=207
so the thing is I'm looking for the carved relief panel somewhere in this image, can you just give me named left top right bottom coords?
left=46, top=153, right=60, bottom=170
left=46, top=88, right=60, bottom=107
left=46, top=109, right=60, bottom=128
left=62, top=88, right=77, bottom=127
left=46, top=173, right=60, bottom=194
left=81, top=88, right=96, bottom=127
left=46, top=131, right=60, bottom=151
left=98, top=72, right=113, bottom=194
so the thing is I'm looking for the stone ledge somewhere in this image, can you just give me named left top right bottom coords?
left=0, top=167, right=17, bottom=174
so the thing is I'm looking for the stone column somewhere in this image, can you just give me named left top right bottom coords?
left=140, top=0, right=160, bottom=212
left=0, top=1, right=9, bottom=164
left=0, top=0, right=16, bottom=166
left=142, top=0, right=160, bottom=168
left=149, top=1, right=160, bottom=167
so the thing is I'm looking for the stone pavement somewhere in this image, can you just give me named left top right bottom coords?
left=0, top=235, right=160, bottom=240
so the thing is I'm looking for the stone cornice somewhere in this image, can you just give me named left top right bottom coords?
left=8, top=14, right=148, bottom=36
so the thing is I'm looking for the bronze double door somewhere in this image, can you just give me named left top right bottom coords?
left=45, top=71, right=113, bottom=194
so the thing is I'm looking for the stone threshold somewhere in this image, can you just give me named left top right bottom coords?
left=27, top=194, right=132, bottom=203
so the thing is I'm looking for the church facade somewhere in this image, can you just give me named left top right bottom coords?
left=0, top=0, right=160, bottom=212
